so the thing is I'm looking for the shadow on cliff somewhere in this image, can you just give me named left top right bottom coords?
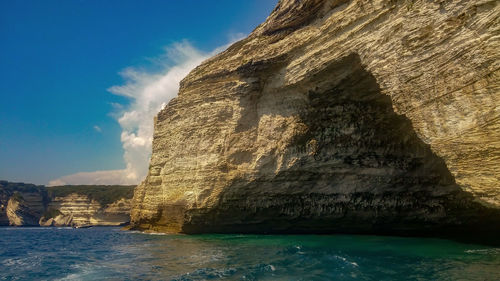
left=180, top=53, right=500, bottom=245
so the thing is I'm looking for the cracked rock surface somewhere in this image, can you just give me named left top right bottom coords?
left=130, top=0, right=500, bottom=240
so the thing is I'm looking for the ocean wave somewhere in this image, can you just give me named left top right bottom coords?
left=55, top=264, right=96, bottom=281
left=1, top=256, right=42, bottom=269
left=172, top=267, right=238, bottom=280
left=331, top=255, right=359, bottom=267
left=465, top=248, right=500, bottom=254
left=144, top=232, right=168, bottom=236
left=126, top=230, right=170, bottom=236
left=2, top=228, right=499, bottom=280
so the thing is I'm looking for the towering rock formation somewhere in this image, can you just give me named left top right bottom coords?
left=130, top=0, right=500, bottom=240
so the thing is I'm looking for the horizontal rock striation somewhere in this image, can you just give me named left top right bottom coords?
left=6, top=192, right=45, bottom=226
left=39, top=194, right=131, bottom=227
left=0, top=181, right=133, bottom=227
left=130, top=0, right=500, bottom=241
left=0, top=181, right=46, bottom=226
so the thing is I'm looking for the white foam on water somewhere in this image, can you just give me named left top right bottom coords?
left=144, top=232, right=168, bottom=236
left=125, top=229, right=172, bottom=236
left=55, top=263, right=103, bottom=281
left=333, top=255, right=359, bottom=267
left=2, top=256, right=42, bottom=271
left=465, top=248, right=500, bottom=254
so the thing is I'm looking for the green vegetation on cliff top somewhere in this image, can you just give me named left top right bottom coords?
left=42, top=208, right=62, bottom=219
left=10, top=192, right=24, bottom=202
left=0, top=181, right=45, bottom=194
left=0, top=181, right=135, bottom=207
left=46, top=185, right=135, bottom=206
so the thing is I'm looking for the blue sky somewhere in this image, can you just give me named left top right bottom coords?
left=0, top=0, right=276, bottom=185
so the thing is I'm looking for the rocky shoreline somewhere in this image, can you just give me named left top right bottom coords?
left=0, top=181, right=133, bottom=227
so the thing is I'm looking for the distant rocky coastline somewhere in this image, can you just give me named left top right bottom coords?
left=0, top=181, right=134, bottom=227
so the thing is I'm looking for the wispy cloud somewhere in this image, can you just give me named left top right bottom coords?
left=48, top=38, right=240, bottom=186
left=93, top=125, right=102, bottom=133
left=48, top=170, right=134, bottom=186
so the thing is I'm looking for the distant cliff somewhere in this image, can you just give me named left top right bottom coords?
left=0, top=182, right=46, bottom=226
left=0, top=181, right=134, bottom=227
left=130, top=0, right=500, bottom=241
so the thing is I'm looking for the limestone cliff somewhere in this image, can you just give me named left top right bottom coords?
left=0, top=192, right=10, bottom=225
left=0, top=181, right=46, bottom=226
left=6, top=193, right=45, bottom=226
left=39, top=194, right=131, bottom=227
left=131, top=0, right=500, bottom=240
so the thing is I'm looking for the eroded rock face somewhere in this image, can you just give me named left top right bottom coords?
left=0, top=181, right=133, bottom=227
left=39, top=194, right=131, bottom=227
left=0, top=193, right=10, bottom=225
left=131, top=0, right=500, bottom=239
left=6, top=193, right=45, bottom=226
left=39, top=214, right=73, bottom=227
left=0, top=181, right=47, bottom=226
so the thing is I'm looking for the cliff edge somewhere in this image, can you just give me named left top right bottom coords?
left=130, top=0, right=500, bottom=241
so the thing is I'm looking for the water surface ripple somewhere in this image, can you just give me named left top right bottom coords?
left=1, top=227, right=499, bottom=280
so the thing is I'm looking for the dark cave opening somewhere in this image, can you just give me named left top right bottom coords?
left=180, top=53, right=500, bottom=244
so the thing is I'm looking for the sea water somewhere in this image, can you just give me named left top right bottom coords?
left=1, top=227, right=499, bottom=280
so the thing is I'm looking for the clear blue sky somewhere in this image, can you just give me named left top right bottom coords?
left=0, top=0, right=276, bottom=185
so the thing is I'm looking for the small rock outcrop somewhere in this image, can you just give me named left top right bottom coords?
left=39, top=213, right=73, bottom=227
left=130, top=0, right=500, bottom=241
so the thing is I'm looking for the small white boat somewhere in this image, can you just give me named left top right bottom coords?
left=73, top=225, right=92, bottom=229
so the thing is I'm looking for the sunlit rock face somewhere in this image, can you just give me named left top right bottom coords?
left=0, top=181, right=47, bottom=226
left=6, top=193, right=45, bottom=226
left=131, top=0, right=500, bottom=238
left=39, top=195, right=131, bottom=227
left=0, top=181, right=132, bottom=227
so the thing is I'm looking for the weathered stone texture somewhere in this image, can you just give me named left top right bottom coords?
left=6, top=192, right=45, bottom=226
left=131, top=0, right=500, bottom=238
left=39, top=195, right=131, bottom=227
left=0, top=181, right=132, bottom=227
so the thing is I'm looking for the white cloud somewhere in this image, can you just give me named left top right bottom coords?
left=48, top=38, right=240, bottom=186
left=47, top=170, right=133, bottom=186
left=93, top=125, right=102, bottom=133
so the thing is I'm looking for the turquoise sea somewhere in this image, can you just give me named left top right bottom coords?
left=1, top=227, right=499, bottom=280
